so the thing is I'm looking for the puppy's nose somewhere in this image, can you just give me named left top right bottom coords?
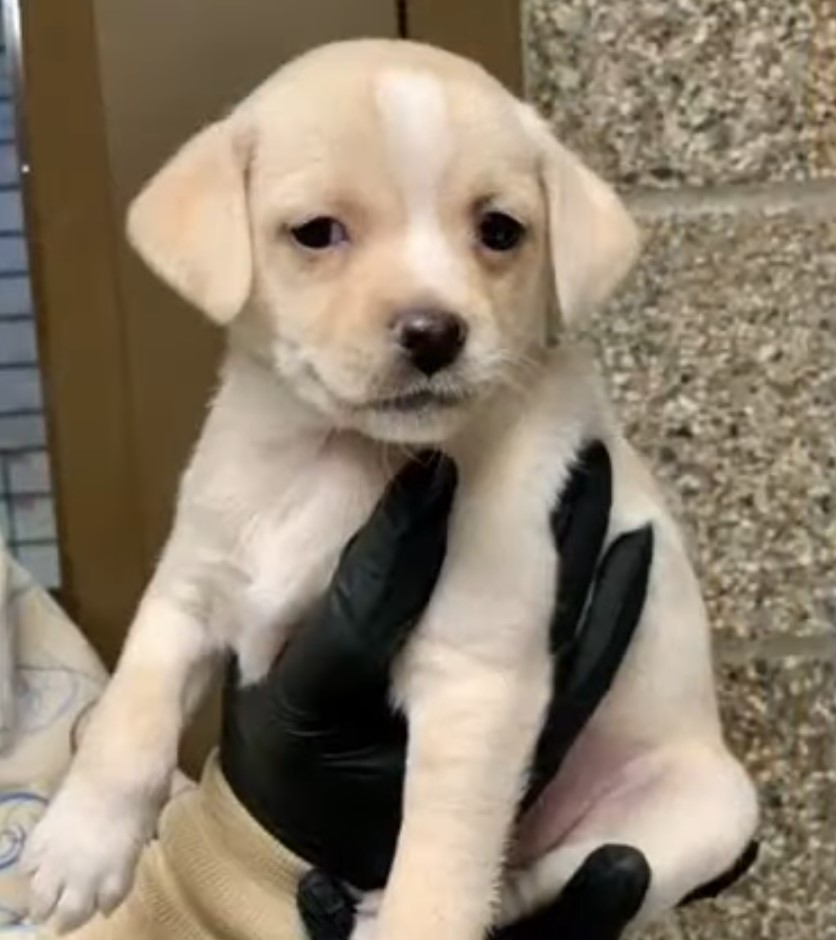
left=392, top=309, right=468, bottom=376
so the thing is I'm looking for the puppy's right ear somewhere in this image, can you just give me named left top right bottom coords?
left=517, top=105, right=639, bottom=332
left=126, top=120, right=251, bottom=324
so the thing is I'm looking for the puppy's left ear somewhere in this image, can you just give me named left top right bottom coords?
left=521, top=106, right=640, bottom=328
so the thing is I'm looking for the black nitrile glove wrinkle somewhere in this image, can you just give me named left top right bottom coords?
left=548, top=440, right=613, bottom=653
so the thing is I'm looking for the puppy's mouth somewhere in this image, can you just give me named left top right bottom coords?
left=364, top=387, right=471, bottom=413
left=274, top=343, right=480, bottom=424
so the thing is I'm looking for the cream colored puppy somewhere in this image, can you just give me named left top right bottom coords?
left=24, top=40, right=758, bottom=938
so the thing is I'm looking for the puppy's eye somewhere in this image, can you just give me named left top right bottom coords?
left=478, top=211, right=525, bottom=252
left=289, top=217, right=348, bottom=250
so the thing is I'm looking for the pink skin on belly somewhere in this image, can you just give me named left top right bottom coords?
left=511, top=730, right=662, bottom=865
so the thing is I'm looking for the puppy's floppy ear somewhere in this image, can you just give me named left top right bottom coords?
left=520, top=106, right=639, bottom=327
left=126, top=120, right=251, bottom=324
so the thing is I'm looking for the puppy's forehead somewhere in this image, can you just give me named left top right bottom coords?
left=373, top=69, right=460, bottom=292
left=375, top=69, right=452, bottom=196
left=246, top=47, right=537, bottom=210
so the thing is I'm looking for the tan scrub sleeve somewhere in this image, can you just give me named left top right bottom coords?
left=44, top=753, right=310, bottom=940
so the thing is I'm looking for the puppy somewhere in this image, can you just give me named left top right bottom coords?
left=24, top=40, right=758, bottom=938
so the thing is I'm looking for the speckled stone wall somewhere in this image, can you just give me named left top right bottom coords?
left=524, top=2, right=836, bottom=938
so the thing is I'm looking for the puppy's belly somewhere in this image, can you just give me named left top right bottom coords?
left=512, top=727, right=658, bottom=865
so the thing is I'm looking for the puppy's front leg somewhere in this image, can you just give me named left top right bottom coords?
left=24, top=588, right=218, bottom=931
left=365, top=402, right=573, bottom=940
left=374, top=653, right=551, bottom=940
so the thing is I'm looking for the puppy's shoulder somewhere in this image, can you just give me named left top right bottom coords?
left=169, top=352, right=335, bottom=538
left=606, top=433, right=695, bottom=569
left=541, top=346, right=692, bottom=553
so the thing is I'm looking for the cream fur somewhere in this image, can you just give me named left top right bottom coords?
left=376, top=69, right=463, bottom=296
left=25, top=39, right=757, bottom=939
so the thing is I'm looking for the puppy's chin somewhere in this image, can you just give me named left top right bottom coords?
left=351, top=403, right=471, bottom=445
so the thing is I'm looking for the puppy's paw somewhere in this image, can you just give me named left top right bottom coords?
left=23, top=778, right=151, bottom=932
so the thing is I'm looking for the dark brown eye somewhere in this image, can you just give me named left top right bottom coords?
left=478, top=211, right=525, bottom=252
left=289, top=217, right=348, bottom=250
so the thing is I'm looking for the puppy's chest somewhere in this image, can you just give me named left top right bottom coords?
left=211, top=439, right=391, bottom=667
left=223, top=436, right=558, bottom=678
left=405, top=437, right=592, bottom=684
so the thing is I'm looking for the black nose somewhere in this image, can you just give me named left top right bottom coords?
left=391, top=309, right=468, bottom=376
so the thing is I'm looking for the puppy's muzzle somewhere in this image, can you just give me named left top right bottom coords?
left=391, top=308, right=468, bottom=377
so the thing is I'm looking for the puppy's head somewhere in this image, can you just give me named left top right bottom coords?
left=128, top=40, right=638, bottom=443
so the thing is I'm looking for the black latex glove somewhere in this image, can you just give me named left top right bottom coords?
left=220, top=442, right=673, bottom=940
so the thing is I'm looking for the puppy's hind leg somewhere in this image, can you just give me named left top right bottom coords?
left=501, top=744, right=758, bottom=930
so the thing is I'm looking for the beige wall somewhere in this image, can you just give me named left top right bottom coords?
left=526, top=1, right=836, bottom=934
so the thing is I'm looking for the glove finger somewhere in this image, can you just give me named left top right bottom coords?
left=328, top=450, right=457, bottom=661
left=275, top=452, right=456, bottom=715
left=297, top=869, right=356, bottom=940
left=524, top=526, right=653, bottom=810
left=494, top=844, right=650, bottom=940
left=548, top=440, right=612, bottom=653
left=679, top=839, right=759, bottom=906
left=559, top=525, right=653, bottom=701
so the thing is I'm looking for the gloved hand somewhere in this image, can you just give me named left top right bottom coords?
left=220, top=452, right=458, bottom=894
left=220, top=443, right=755, bottom=940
